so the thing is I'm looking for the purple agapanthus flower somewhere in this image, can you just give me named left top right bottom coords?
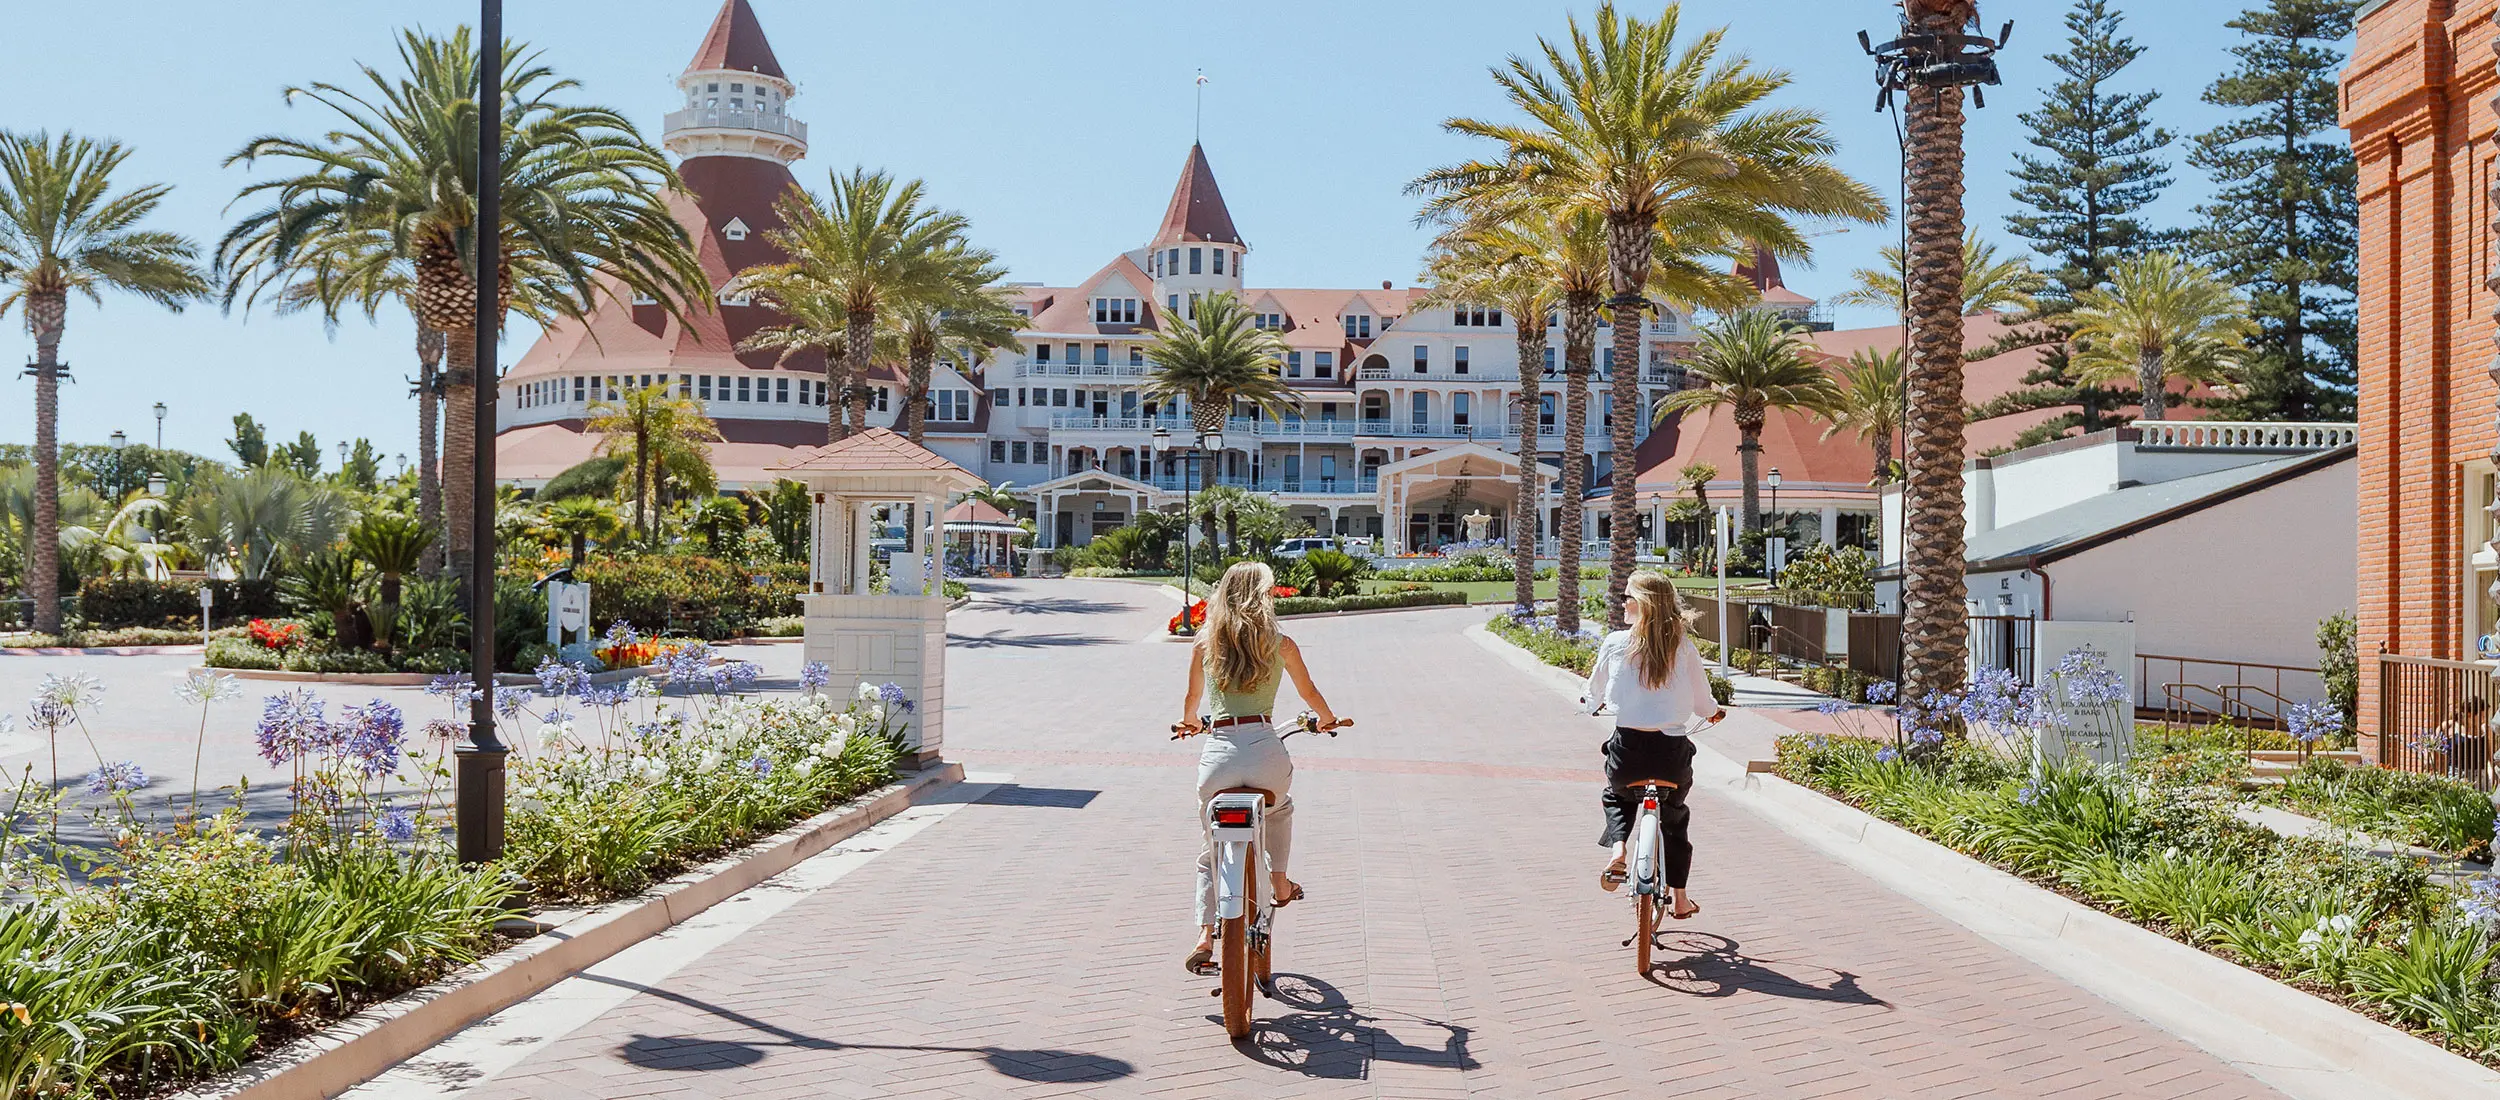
left=1864, top=680, right=1897, bottom=704
left=256, top=689, right=331, bottom=766
left=2284, top=701, right=2342, bottom=745
left=422, top=717, right=467, bottom=744
left=26, top=697, right=72, bottom=733
left=1816, top=698, right=1851, bottom=716
left=748, top=755, right=774, bottom=778
left=2017, top=781, right=2042, bottom=806
left=534, top=658, right=591, bottom=697
left=86, top=760, right=148, bottom=795
left=579, top=686, right=627, bottom=709
left=663, top=642, right=719, bottom=685
left=799, top=661, right=831, bottom=691
left=878, top=682, right=914, bottom=713
left=424, top=673, right=482, bottom=705
left=338, top=700, right=405, bottom=777
left=604, top=619, right=640, bottom=649
left=494, top=687, right=536, bottom=719
left=1875, top=746, right=1901, bottom=763
left=379, top=809, right=418, bottom=843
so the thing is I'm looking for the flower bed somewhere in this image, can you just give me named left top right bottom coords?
left=0, top=654, right=913, bottom=1099
left=1485, top=611, right=1735, bottom=705
left=1273, top=589, right=1461, bottom=616
left=1776, top=732, right=2500, bottom=1065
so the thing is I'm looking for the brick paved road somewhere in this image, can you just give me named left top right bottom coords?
left=451, top=579, right=2283, bottom=1099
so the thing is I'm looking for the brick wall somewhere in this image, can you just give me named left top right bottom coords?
left=2343, top=0, right=2500, bottom=757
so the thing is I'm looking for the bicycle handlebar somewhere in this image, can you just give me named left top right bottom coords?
left=1169, top=711, right=1352, bottom=740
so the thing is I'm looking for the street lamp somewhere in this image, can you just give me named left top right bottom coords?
left=1155, top=425, right=1197, bottom=633
left=458, top=0, right=509, bottom=867
left=336, top=440, right=348, bottom=471
left=146, top=473, right=167, bottom=498
left=395, top=453, right=409, bottom=476
left=109, top=430, right=126, bottom=450
left=152, top=402, right=166, bottom=449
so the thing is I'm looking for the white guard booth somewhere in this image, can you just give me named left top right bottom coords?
left=771, top=428, right=983, bottom=770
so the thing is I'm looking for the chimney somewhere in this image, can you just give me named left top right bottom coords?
left=1381, top=280, right=1393, bottom=290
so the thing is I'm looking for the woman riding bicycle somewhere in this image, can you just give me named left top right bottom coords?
left=1584, top=571, right=1724, bottom=920
left=1176, top=561, right=1341, bottom=975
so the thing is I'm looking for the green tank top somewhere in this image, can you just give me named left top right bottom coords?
left=1204, top=645, right=1282, bottom=721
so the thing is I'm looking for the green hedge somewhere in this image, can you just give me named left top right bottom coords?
left=77, top=578, right=282, bottom=629
left=1274, top=589, right=1469, bottom=616
left=570, top=555, right=804, bottom=639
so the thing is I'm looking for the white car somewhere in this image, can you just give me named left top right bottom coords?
left=1271, top=537, right=1339, bottom=560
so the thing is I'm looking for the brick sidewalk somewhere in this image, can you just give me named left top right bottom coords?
left=451, top=580, right=2281, bottom=1099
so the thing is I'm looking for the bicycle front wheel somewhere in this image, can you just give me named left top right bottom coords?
left=1220, top=912, right=1251, bottom=1037
left=1635, top=893, right=1658, bottom=975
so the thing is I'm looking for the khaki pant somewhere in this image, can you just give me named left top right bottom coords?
left=1194, top=723, right=1294, bottom=926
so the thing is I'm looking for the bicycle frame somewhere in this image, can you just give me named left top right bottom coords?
left=1207, top=791, right=1267, bottom=922
left=1630, top=783, right=1667, bottom=897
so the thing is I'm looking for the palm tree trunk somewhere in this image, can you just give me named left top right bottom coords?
left=2137, top=348, right=2167, bottom=421
left=416, top=324, right=444, bottom=577
left=846, top=308, right=876, bottom=438
left=1871, top=428, right=1893, bottom=489
left=1899, top=1, right=1976, bottom=710
left=905, top=347, right=932, bottom=445
left=1604, top=218, right=1653, bottom=631
left=1511, top=318, right=1546, bottom=616
left=633, top=412, right=650, bottom=544
left=27, top=291, right=65, bottom=635
left=1738, top=432, right=1763, bottom=535
left=822, top=345, right=849, bottom=442
left=1556, top=291, right=1598, bottom=638
left=441, top=326, right=478, bottom=608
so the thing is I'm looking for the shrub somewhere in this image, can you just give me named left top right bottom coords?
left=756, top=615, right=804, bottom=638
left=1774, top=544, right=1875, bottom=606
left=1487, top=612, right=1600, bottom=675
left=203, top=636, right=281, bottom=670
left=1273, top=589, right=1469, bottom=616
left=280, top=647, right=393, bottom=675
left=573, top=554, right=802, bottom=640
left=538, top=454, right=626, bottom=500
left=2317, top=610, right=2358, bottom=739
left=2275, top=757, right=2496, bottom=861
left=76, top=577, right=282, bottom=629
left=1299, top=549, right=1371, bottom=597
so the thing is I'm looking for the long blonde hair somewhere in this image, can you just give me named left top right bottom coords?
left=1203, top=561, right=1282, bottom=693
left=1626, top=572, right=1693, bottom=690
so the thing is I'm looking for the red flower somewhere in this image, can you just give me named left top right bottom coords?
left=247, top=618, right=305, bottom=651
left=1167, top=600, right=1208, bottom=634
left=1271, top=585, right=1299, bottom=598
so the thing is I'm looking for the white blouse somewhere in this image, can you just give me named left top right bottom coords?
left=1584, top=631, right=1720, bottom=733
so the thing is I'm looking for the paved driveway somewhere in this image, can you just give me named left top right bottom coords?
left=361, top=579, right=2282, bottom=1099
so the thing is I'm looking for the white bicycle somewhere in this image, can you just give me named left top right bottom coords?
left=1172, top=710, right=1350, bottom=1039
left=1618, top=776, right=1679, bottom=974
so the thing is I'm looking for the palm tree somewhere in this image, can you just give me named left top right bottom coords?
left=1419, top=217, right=1558, bottom=615
left=219, top=28, right=708, bottom=605
left=539, top=495, right=622, bottom=567
left=746, top=168, right=966, bottom=443
left=1823, top=347, right=1906, bottom=487
left=348, top=512, right=433, bottom=653
left=738, top=282, right=876, bottom=439
left=1422, top=2, right=1886, bottom=629
left=0, top=131, right=208, bottom=633
left=584, top=380, right=721, bottom=544
left=894, top=249, right=1019, bottom=445
left=2066, top=251, right=2252, bottom=421
left=963, top=481, right=1023, bottom=517
left=1832, top=230, right=2044, bottom=316
left=1899, top=0, right=1986, bottom=709
left=1655, top=311, right=1842, bottom=534
left=1142, top=292, right=1297, bottom=516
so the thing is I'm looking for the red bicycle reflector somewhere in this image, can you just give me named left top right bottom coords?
left=1641, top=799, right=1658, bottom=811
left=1212, top=807, right=1254, bottom=826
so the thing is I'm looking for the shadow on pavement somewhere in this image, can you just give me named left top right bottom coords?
left=1228, top=972, right=1476, bottom=1080
left=945, top=629, right=1117, bottom=649
left=1644, top=930, right=1889, bottom=1006
left=975, top=784, right=1101, bottom=809
left=980, top=596, right=1130, bottom=617
left=597, top=978, right=1135, bottom=1084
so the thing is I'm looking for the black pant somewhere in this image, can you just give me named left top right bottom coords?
left=1599, top=728, right=1695, bottom=889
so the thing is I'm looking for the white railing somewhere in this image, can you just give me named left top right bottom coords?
left=1143, top=475, right=1380, bottom=496
left=2135, top=421, right=2357, bottom=451
left=662, top=107, right=808, bottom=141
left=1048, top=415, right=1356, bottom=439
left=1018, top=361, right=1148, bottom=378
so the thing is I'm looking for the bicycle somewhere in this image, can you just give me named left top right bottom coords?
left=1171, top=710, right=1351, bottom=1039
left=1618, top=777, right=1679, bottom=975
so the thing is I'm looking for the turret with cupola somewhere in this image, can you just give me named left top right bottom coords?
left=1135, top=143, right=1246, bottom=322
left=663, top=0, right=807, bottom=165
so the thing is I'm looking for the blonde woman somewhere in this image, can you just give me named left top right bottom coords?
left=1175, top=561, right=1342, bottom=975
left=1583, top=572, right=1725, bottom=919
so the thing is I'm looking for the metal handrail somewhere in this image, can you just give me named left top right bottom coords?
left=2218, top=683, right=2294, bottom=727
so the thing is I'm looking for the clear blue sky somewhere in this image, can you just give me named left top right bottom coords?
left=1, top=0, right=2327, bottom=467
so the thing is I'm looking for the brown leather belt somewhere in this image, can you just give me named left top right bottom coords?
left=1208, top=714, right=1270, bottom=729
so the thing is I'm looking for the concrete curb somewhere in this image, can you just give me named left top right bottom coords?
left=0, top=643, right=206, bottom=656
left=1468, top=619, right=2500, bottom=1100
left=172, top=762, right=965, bottom=1100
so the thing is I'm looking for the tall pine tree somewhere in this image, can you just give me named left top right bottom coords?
left=2189, top=0, right=2358, bottom=422
left=1988, top=0, right=2176, bottom=442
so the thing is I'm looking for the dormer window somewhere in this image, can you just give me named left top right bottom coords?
left=1343, top=314, right=1372, bottom=339
left=722, top=217, right=750, bottom=242
left=1092, top=298, right=1138, bottom=324
left=1451, top=305, right=1502, bottom=327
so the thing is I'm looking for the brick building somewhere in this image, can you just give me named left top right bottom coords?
left=2342, top=0, right=2500, bottom=772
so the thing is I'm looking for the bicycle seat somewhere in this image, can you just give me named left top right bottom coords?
left=1215, top=785, right=1278, bottom=806
left=1620, top=777, right=1680, bottom=790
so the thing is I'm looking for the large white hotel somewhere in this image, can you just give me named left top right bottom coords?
left=497, top=0, right=1916, bottom=555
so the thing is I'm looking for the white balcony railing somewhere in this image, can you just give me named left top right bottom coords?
left=1142, top=475, right=1380, bottom=496
left=1047, top=415, right=1357, bottom=439
left=2134, top=421, right=2356, bottom=451
left=1018, top=360, right=1149, bottom=378
left=662, top=107, right=808, bottom=142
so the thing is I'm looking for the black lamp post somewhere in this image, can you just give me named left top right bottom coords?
left=152, top=402, right=166, bottom=449
left=458, top=0, right=508, bottom=866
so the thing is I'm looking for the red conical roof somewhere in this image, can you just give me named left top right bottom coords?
left=1152, top=143, right=1243, bottom=247
left=685, top=0, right=786, bottom=80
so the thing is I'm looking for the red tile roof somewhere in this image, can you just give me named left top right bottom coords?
left=774, top=427, right=979, bottom=479
left=944, top=499, right=1013, bottom=525
left=685, top=0, right=785, bottom=80
left=1153, top=143, right=1243, bottom=247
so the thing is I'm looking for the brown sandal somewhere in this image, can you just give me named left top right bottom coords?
left=1600, top=859, right=1627, bottom=892
left=1671, top=899, right=1702, bottom=920
left=1183, top=945, right=1216, bottom=976
left=1274, top=881, right=1306, bottom=909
